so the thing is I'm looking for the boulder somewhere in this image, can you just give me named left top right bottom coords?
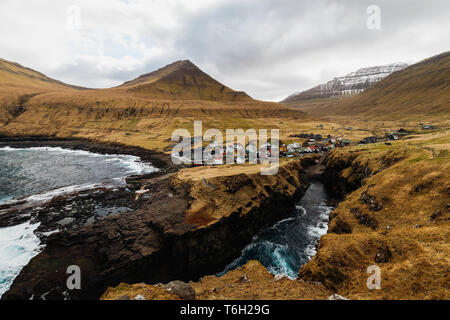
left=163, top=281, right=196, bottom=300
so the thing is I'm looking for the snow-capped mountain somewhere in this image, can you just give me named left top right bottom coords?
left=283, top=63, right=408, bottom=104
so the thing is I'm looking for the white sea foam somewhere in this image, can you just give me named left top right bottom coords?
left=24, top=183, right=101, bottom=202
left=0, top=146, right=160, bottom=295
left=0, top=146, right=158, bottom=174
left=272, top=216, right=296, bottom=229
left=269, top=243, right=297, bottom=280
left=296, top=205, right=307, bottom=216
left=304, top=202, right=332, bottom=260
left=115, top=155, right=158, bottom=175
left=0, top=222, right=42, bottom=298
left=0, top=146, right=158, bottom=205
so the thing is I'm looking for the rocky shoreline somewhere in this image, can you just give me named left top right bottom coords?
left=1, top=137, right=321, bottom=300
left=0, top=136, right=182, bottom=299
left=0, top=136, right=177, bottom=239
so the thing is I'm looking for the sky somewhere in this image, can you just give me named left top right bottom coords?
left=0, top=0, right=449, bottom=101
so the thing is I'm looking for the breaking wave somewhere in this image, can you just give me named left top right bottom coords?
left=0, top=146, right=158, bottom=205
left=0, top=222, right=41, bottom=298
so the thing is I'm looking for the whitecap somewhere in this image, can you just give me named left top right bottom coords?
left=0, top=222, right=42, bottom=298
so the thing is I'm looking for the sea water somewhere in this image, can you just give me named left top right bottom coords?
left=0, top=146, right=158, bottom=204
left=220, top=181, right=333, bottom=279
left=0, top=146, right=158, bottom=297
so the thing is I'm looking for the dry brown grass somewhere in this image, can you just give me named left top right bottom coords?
left=191, top=260, right=332, bottom=300
left=299, top=132, right=450, bottom=299
left=101, top=283, right=181, bottom=300
left=101, top=260, right=332, bottom=300
left=175, top=158, right=310, bottom=228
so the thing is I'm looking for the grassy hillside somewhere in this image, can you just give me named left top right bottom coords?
left=0, top=58, right=83, bottom=125
left=300, top=131, right=450, bottom=299
left=117, top=60, right=251, bottom=102
left=0, top=58, right=83, bottom=90
left=0, top=58, right=310, bottom=151
left=286, top=51, right=450, bottom=122
left=100, top=129, right=450, bottom=300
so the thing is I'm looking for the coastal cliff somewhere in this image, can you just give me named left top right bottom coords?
left=3, top=157, right=317, bottom=300
left=100, top=138, right=449, bottom=300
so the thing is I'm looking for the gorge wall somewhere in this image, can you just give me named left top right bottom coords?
left=300, top=145, right=449, bottom=299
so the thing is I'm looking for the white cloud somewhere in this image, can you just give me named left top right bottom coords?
left=0, top=0, right=449, bottom=101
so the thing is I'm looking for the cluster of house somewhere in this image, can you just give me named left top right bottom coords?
left=173, top=124, right=438, bottom=166
left=281, top=134, right=351, bottom=157
left=172, top=139, right=276, bottom=166
left=172, top=133, right=353, bottom=165
left=359, top=129, right=411, bottom=145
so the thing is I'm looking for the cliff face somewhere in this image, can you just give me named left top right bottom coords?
left=283, top=63, right=408, bottom=104
left=3, top=157, right=317, bottom=300
left=299, top=142, right=450, bottom=299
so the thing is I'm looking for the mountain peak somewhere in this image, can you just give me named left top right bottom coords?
left=119, top=59, right=202, bottom=87
left=118, top=60, right=252, bottom=102
left=172, top=59, right=196, bottom=66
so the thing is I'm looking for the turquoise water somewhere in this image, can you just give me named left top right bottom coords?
left=220, top=181, right=332, bottom=279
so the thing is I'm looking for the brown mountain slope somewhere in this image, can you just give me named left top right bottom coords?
left=0, top=58, right=83, bottom=90
left=0, top=59, right=307, bottom=151
left=115, top=60, right=251, bottom=102
left=288, top=51, right=450, bottom=121
left=0, top=58, right=83, bottom=125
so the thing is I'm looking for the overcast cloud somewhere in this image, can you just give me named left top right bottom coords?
left=0, top=0, right=449, bottom=101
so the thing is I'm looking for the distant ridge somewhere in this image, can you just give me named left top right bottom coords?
left=282, top=63, right=408, bottom=105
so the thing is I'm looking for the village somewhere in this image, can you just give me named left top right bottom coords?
left=172, top=125, right=422, bottom=166
left=171, top=127, right=416, bottom=167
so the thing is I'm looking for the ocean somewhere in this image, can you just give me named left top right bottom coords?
left=0, top=146, right=158, bottom=297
